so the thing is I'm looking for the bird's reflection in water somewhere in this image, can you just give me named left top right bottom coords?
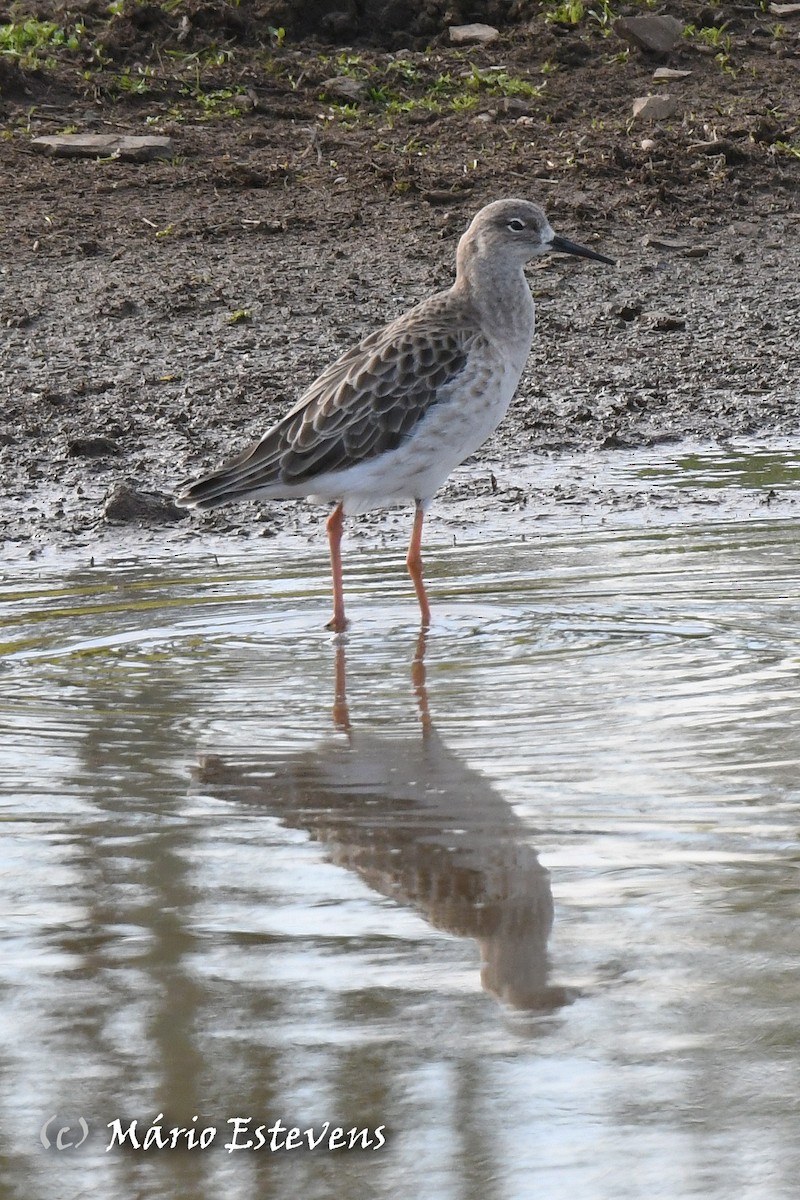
left=197, top=632, right=571, bottom=1012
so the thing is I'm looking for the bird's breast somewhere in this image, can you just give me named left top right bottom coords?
left=404, top=336, right=528, bottom=471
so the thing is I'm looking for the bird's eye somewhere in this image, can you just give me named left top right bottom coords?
left=507, top=218, right=526, bottom=232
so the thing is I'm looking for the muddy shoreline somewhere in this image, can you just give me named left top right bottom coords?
left=2, top=5, right=798, bottom=561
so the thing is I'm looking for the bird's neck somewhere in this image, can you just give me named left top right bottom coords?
left=453, top=245, right=535, bottom=352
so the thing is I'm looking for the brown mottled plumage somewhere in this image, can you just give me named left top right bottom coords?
left=187, top=312, right=469, bottom=503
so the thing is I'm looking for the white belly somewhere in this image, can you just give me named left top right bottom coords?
left=306, top=338, right=528, bottom=514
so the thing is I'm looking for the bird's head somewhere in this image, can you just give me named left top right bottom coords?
left=460, top=198, right=615, bottom=270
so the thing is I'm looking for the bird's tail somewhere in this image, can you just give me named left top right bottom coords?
left=177, top=436, right=283, bottom=511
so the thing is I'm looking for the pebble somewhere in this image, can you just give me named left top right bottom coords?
left=104, top=484, right=188, bottom=524
left=31, top=134, right=173, bottom=161
left=321, top=77, right=367, bottom=102
left=653, top=67, right=692, bottom=80
left=615, top=15, right=684, bottom=54
left=449, top=23, right=500, bottom=45
left=632, top=95, right=679, bottom=121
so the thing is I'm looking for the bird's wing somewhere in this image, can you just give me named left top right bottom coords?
left=180, top=306, right=473, bottom=506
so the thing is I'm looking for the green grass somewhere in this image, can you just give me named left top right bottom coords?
left=0, top=18, right=84, bottom=64
left=684, top=23, right=736, bottom=74
left=587, top=0, right=617, bottom=32
left=450, top=92, right=479, bottom=113
left=378, top=66, right=544, bottom=120
left=386, top=59, right=423, bottom=86
left=544, top=1, right=585, bottom=25
left=112, top=65, right=155, bottom=95
left=685, top=23, right=730, bottom=48
left=464, top=66, right=543, bottom=99
left=178, top=79, right=244, bottom=117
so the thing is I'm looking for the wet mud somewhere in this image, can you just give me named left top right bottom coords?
left=1, top=2, right=798, bottom=560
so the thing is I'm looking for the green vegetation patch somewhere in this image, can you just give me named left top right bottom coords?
left=0, top=17, right=85, bottom=65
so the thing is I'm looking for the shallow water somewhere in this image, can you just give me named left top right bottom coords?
left=2, top=448, right=800, bottom=1200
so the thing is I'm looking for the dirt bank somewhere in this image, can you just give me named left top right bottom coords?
left=1, top=1, right=798, bottom=558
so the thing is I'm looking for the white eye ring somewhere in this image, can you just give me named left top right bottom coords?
left=507, top=218, right=526, bottom=232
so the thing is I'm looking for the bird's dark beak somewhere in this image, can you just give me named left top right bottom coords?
left=550, top=235, right=615, bottom=266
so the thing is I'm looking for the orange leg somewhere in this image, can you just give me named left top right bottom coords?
left=406, top=501, right=431, bottom=628
left=325, top=502, right=348, bottom=632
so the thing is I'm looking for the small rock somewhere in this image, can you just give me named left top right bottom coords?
left=684, top=245, right=712, bottom=258
left=68, top=436, right=121, bottom=458
left=615, top=14, right=684, bottom=54
left=642, top=234, right=691, bottom=249
left=320, top=76, right=367, bottom=103
left=644, top=311, right=686, bottom=331
left=632, top=94, right=679, bottom=121
left=769, top=2, right=800, bottom=12
left=31, top=134, right=173, bottom=161
left=104, top=484, right=188, bottom=525
left=640, top=137, right=658, bottom=152
left=653, top=67, right=692, bottom=80
left=231, top=92, right=258, bottom=111
left=449, top=23, right=500, bottom=45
